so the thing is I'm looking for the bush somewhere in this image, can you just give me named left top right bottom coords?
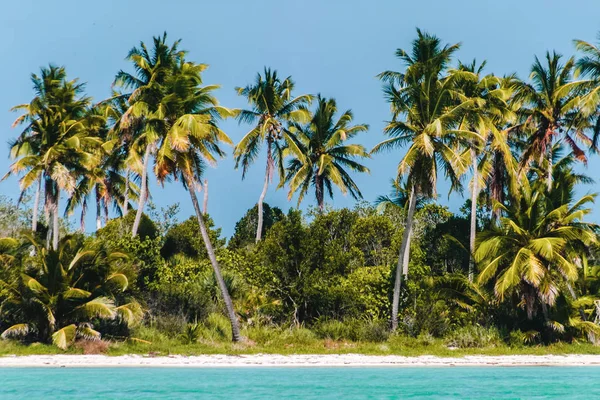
left=508, top=329, right=541, bottom=347
left=151, top=314, right=187, bottom=338
left=445, top=325, right=502, bottom=348
left=313, top=319, right=350, bottom=341
left=277, top=327, right=317, bottom=345
left=312, top=318, right=390, bottom=342
left=200, top=313, right=232, bottom=342
left=354, top=319, right=390, bottom=342
left=180, top=322, right=202, bottom=344
left=243, top=325, right=281, bottom=345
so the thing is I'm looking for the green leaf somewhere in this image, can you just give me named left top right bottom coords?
left=52, top=324, right=76, bottom=349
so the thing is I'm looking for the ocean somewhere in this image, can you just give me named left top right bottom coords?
left=0, top=366, right=597, bottom=399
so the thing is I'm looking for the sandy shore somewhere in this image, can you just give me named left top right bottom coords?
left=1, top=354, right=600, bottom=367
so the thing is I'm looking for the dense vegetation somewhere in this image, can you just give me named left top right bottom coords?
left=2, top=29, right=600, bottom=353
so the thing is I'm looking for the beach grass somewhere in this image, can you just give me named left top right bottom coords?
left=2, top=327, right=600, bottom=357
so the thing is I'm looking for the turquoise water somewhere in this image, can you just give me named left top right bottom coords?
left=0, top=366, right=598, bottom=399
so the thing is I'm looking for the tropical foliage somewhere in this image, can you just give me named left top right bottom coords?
left=3, top=29, right=600, bottom=351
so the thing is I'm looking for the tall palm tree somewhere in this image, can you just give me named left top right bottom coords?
left=477, top=157, right=598, bottom=326
left=151, top=56, right=242, bottom=342
left=573, top=35, right=600, bottom=150
left=514, top=51, right=594, bottom=189
left=234, top=68, right=312, bottom=242
left=8, top=65, right=98, bottom=249
left=113, top=32, right=184, bottom=238
left=285, top=95, right=369, bottom=210
left=451, top=60, right=515, bottom=281
left=372, top=29, right=476, bottom=330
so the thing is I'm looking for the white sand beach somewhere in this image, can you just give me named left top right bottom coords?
left=1, top=354, right=600, bottom=368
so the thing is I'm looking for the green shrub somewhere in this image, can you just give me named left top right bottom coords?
left=243, top=325, right=281, bottom=345
left=151, top=314, right=187, bottom=338
left=312, top=318, right=389, bottom=342
left=508, top=329, right=541, bottom=347
left=354, top=319, right=390, bottom=342
left=180, top=322, right=202, bottom=344
left=200, top=313, right=232, bottom=342
left=445, top=325, right=502, bottom=348
left=277, top=327, right=317, bottom=345
left=313, top=319, right=350, bottom=341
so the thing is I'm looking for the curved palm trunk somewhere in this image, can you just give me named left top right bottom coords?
left=185, top=174, right=241, bottom=342
left=203, top=179, right=208, bottom=215
left=256, top=146, right=273, bottom=243
left=391, top=185, right=417, bottom=331
left=31, top=176, right=42, bottom=232
left=469, top=149, right=478, bottom=282
left=123, top=168, right=130, bottom=215
left=132, top=145, right=151, bottom=238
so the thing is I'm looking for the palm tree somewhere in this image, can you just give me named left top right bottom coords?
left=234, top=68, right=312, bottom=242
left=477, top=156, right=598, bottom=325
left=65, top=104, right=139, bottom=232
left=8, top=65, right=98, bottom=249
left=451, top=60, right=515, bottom=281
left=0, top=234, right=142, bottom=348
left=372, top=29, right=476, bottom=330
left=514, top=51, right=594, bottom=189
left=113, top=32, right=184, bottom=238
left=285, top=95, right=369, bottom=210
left=573, top=34, right=600, bottom=150
left=151, top=56, right=242, bottom=342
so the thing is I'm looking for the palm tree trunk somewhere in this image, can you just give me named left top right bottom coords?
left=469, top=149, right=478, bottom=282
left=185, top=174, right=241, bottom=342
left=203, top=179, right=208, bottom=215
left=315, top=174, right=324, bottom=212
left=52, top=188, right=60, bottom=250
left=103, top=200, right=109, bottom=226
left=132, top=145, right=151, bottom=237
left=391, top=185, right=417, bottom=331
left=44, top=178, right=52, bottom=249
left=256, top=147, right=273, bottom=243
left=80, top=199, right=87, bottom=233
left=95, top=188, right=102, bottom=230
left=123, top=168, right=130, bottom=215
left=546, top=145, right=553, bottom=191
left=32, top=176, right=42, bottom=232
left=96, top=202, right=102, bottom=230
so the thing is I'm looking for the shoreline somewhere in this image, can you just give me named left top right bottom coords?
left=2, top=354, right=600, bottom=368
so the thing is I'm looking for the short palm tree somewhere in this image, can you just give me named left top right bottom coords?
left=372, top=29, right=476, bottom=330
left=285, top=95, right=369, bottom=210
left=477, top=158, right=598, bottom=325
left=151, top=57, right=242, bottom=342
left=0, top=235, right=142, bottom=348
left=234, top=68, right=312, bottom=242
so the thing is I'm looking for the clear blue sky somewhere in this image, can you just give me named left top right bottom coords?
left=2, top=0, right=600, bottom=237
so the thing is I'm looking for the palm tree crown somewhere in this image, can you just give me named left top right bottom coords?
left=285, top=95, right=369, bottom=210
